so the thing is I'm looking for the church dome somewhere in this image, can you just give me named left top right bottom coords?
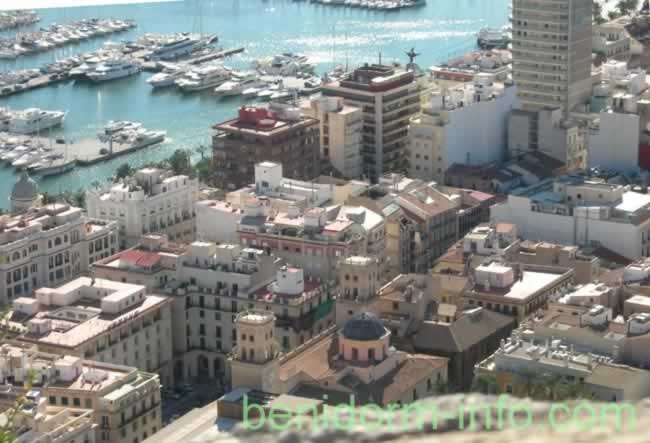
left=342, top=312, right=386, bottom=341
left=11, top=172, right=38, bottom=202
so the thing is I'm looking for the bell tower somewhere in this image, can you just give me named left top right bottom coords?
left=229, top=311, right=280, bottom=392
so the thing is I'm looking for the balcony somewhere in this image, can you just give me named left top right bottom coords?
left=118, top=401, right=160, bottom=429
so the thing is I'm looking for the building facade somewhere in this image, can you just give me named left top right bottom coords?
left=0, top=343, right=160, bottom=443
left=301, top=96, right=363, bottom=179
left=511, top=0, right=592, bottom=112
left=321, top=64, right=431, bottom=181
left=7, top=277, right=175, bottom=386
left=86, top=168, right=198, bottom=249
left=0, top=203, right=118, bottom=304
left=212, top=104, right=320, bottom=190
left=408, top=74, right=518, bottom=183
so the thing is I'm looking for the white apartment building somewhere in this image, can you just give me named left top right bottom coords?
left=13, top=390, right=96, bottom=443
left=593, top=21, right=632, bottom=61
left=195, top=162, right=365, bottom=244
left=601, top=60, right=647, bottom=96
left=238, top=201, right=385, bottom=281
left=511, top=0, right=593, bottom=112
left=86, top=168, right=199, bottom=249
left=161, top=244, right=334, bottom=383
left=7, top=277, right=175, bottom=386
left=301, top=96, right=363, bottom=179
left=321, top=64, right=431, bottom=181
left=587, top=108, right=640, bottom=172
left=0, top=202, right=118, bottom=304
left=408, top=74, right=518, bottom=182
left=491, top=176, right=650, bottom=260
left=0, top=343, right=161, bottom=443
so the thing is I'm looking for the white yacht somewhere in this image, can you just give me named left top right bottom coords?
left=476, top=27, right=510, bottom=49
left=87, top=58, right=141, bottom=82
left=8, top=108, right=66, bottom=134
left=252, top=54, right=315, bottom=76
left=175, top=64, right=231, bottom=92
left=12, top=150, right=44, bottom=169
left=241, top=85, right=267, bottom=98
left=149, top=33, right=217, bottom=61
left=147, top=63, right=187, bottom=88
left=131, top=129, right=167, bottom=148
left=257, top=84, right=280, bottom=100
left=214, top=74, right=262, bottom=97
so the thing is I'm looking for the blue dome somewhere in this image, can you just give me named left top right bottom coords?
left=342, top=312, right=386, bottom=341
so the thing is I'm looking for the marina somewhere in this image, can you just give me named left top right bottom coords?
left=0, top=18, right=136, bottom=60
left=0, top=11, right=40, bottom=32
left=0, top=0, right=507, bottom=207
left=306, top=0, right=426, bottom=10
left=0, top=43, right=245, bottom=97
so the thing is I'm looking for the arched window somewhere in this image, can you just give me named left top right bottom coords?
left=54, top=237, right=62, bottom=246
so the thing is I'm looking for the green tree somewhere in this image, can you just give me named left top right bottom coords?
left=167, top=149, right=192, bottom=175
left=115, top=163, right=134, bottom=180
left=617, top=0, right=639, bottom=15
left=72, top=189, right=86, bottom=209
left=593, top=1, right=607, bottom=24
left=195, top=157, right=212, bottom=184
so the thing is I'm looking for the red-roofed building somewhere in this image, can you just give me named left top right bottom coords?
left=212, top=104, right=320, bottom=190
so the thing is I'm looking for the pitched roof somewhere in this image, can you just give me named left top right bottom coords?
left=413, top=308, right=515, bottom=353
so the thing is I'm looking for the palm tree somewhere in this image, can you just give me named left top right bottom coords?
left=196, top=144, right=208, bottom=161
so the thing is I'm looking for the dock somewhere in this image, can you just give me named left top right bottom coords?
left=0, top=74, right=70, bottom=98
left=140, top=46, right=245, bottom=72
left=0, top=132, right=166, bottom=177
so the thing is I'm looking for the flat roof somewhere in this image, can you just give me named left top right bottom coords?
left=504, top=271, right=566, bottom=300
left=616, top=191, right=650, bottom=213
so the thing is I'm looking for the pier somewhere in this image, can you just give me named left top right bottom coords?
left=140, top=46, right=245, bottom=72
left=0, top=131, right=166, bottom=178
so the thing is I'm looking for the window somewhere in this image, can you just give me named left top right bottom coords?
left=61, top=397, right=69, bottom=406
left=73, top=398, right=81, bottom=407
left=49, top=396, right=56, bottom=405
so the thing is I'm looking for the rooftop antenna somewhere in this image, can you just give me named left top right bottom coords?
left=378, top=52, right=382, bottom=65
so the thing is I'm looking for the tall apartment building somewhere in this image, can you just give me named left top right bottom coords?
left=301, top=96, right=363, bottom=179
left=0, top=343, right=161, bottom=443
left=6, top=277, right=175, bottom=386
left=90, top=238, right=334, bottom=383
left=512, top=0, right=592, bottom=112
left=0, top=201, right=118, bottom=304
left=212, top=104, right=320, bottom=191
left=321, top=64, right=431, bottom=181
left=408, top=74, right=518, bottom=183
left=86, top=168, right=198, bottom=249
